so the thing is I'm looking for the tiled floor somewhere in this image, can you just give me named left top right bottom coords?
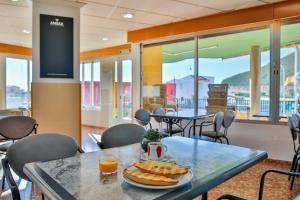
left=0, top=126, right=299, bottom=200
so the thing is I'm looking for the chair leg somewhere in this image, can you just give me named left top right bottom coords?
left=42, top=193, right=45, bottom=200
left=224, top=136, right=229, bottom=145
left=1, top=173, right=5, bottom=190
left=218, top=138, right=223, bottom=144
left=289, top=154, right=298, bottom=181
left=290, top=158, right=300, bottom=190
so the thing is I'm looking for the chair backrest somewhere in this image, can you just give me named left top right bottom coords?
left=223, top=110, right=236, bottom=129
left=100, top=123, right=146, bottom=149
left=153, top=108, right=166, bottom=123
left=134, top=109, right=151, bottom=126
left=288, top=114, right=299, bottom=141
left=6, top=133, right=80, bottom=180
left=213, top=112, right=224, bottom=132
left=0, top=116, right=37, bottom=140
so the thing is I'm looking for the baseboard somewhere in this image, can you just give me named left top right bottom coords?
left=82, top=124, right=107, bottom=130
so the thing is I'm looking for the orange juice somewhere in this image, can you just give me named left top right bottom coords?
left=99, top=159, right=118, bottom=174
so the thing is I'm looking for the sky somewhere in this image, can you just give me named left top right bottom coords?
left=163, top=47, right=296, bottom=84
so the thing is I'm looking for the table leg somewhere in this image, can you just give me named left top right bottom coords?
left=202, top=192, right=208, bottom=200
left=169, top=121, right=173, bottom=136
left=193, top=119, right=196, bottom=137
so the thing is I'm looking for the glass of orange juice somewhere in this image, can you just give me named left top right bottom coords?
left=99, top=159, right=118, bottom=175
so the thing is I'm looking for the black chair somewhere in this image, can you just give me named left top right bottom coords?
left=288, top=114, right=300, bottom=189
left=2, top=133, right=83, bottom=200
left=189, top=112, right=224, bottom=143
left=99, top=123, right=146, bottom=149
left=217, top=169, right=300, bottom=200
left=0, top=116, right=38, bottom=190
left=134, top=109, right=152, bottom=129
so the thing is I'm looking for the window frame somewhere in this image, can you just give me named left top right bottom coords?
left=140, top=19, right=300, bottom=125
left=5, top=56, right=32, bottom=109
left=80, top=60, right=101, bottom=111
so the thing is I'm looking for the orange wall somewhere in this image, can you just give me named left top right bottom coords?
left=0, top=43, right=32, bottom=56
left=0, top=43, right=131, bottom=60
left=128, top=0, right=300, bottom=43
left=143, top=46, right=162, bottom=85
left=80, top=44, right=131, bottom=61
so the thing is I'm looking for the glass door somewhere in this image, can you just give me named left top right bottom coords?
left=112, top=58, right=133, bottom=125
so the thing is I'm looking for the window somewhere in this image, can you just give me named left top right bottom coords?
left=143, top=40, right=195, bottom=112
left=80, top=61, right=101, bottom=109
left=198, top=27, right=271, bottom=120
left=279, top=22, right=300, bottom=122
left=6, top=57, right=32, bottom=109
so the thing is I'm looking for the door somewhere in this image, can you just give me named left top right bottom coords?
left=112, top=58, right=133, bottom=125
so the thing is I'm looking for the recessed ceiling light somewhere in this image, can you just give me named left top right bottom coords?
left=102, top=37, right=109, bottom=41
left=22, top=29, right=30, bottom=34
left=122, top=13, right=134, bottom=19
left=11, top=0, right=20, bottom=2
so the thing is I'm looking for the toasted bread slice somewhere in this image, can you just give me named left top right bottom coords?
left=123, top=169, right=178, bottom=186
left=133, top=160, right=188, bottom=177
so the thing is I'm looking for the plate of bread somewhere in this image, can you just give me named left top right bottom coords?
left=123, top=160, right=193, bottom=189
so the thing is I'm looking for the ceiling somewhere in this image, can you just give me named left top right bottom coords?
left=0, top=0, right=287, bottom=53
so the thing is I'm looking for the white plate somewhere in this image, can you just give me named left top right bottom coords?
left=123, top=166, right=193, bottom=190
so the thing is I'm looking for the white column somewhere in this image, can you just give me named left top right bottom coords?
left=250, top=45, right=261, bottom=117
left=31, top=0, right=85, bottom=143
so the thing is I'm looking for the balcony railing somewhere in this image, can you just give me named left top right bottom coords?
left=177, top=98, right=297, bottom=114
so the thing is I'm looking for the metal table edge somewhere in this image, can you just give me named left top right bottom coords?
left=24, top=163, right=73, bottom=200
left=156, top=151, right=268, bottom=200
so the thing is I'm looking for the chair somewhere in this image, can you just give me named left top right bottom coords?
left=99, top=123, right=146, bottom=149
left=2, top=133, right=83, bottom=200
left=217, top=169, right=300, bottom=200
left=288, top=114, right=300, bottom=189
left=189, top=112, right=224, bottom=143
left=134, top=109, right=152, bottom=129
left=221, top=110, right=236, bottom=144
left=0, top=116, right=38, bottom=189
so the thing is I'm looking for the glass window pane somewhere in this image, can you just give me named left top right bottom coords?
left=6, top=58, right=29, bottom=109
left=143, top=40, right=195, bottom=112
left=279, top=22, right=300, bottom=122
left=93, top=62, right=101, bottom=107
left=198, top=27, right=270, bottom=121
left=113, top=61, right=118, bottom=119
left=121, top=60, right=132, bottom=119
left=83, top=62, right=92, bottom=106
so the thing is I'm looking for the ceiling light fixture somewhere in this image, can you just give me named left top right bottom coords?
left=11, top=0, right=20, bottom=2
left=102, top=37, right=109, bottom=41
left=122, top=13, right=134, bottom=19
left=22, top=29, right=30, bottom=34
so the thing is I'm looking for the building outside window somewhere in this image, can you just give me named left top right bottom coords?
left=6, top=57, right=32, bottom=109
left=80, top=61, right=101, bottom=110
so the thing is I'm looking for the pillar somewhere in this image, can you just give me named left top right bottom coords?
left=31, top=0, right=85, bottom=143
left=250, top=45, right=261, bottom=117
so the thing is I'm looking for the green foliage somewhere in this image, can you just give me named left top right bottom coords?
left=144, top=129, right=161, bottom=142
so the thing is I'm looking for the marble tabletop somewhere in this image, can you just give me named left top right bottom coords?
left=24, top=136, right=267, bottom=200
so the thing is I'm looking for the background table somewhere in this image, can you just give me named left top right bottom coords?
left=150, top=109, right=213, bottom=137
left=24, top=136, right=267, bottom=200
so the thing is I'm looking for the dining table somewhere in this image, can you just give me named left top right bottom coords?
left=149, top=109, right=214, bottom=137
left=24, top=136, right=267, bottom=200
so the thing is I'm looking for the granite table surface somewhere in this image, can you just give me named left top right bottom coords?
left=24, top=136, right=268, bottom=200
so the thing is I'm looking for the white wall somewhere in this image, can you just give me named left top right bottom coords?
left=229, top=122, right=292, bottom=161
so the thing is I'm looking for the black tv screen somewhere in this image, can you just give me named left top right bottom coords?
left=40, top=14, right=74, bottom=78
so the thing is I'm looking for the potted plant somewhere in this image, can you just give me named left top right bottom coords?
left=141, top=129, right=162, bottom=152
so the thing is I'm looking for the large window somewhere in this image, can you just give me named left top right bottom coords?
left=80, top=61, right=101, bottom=109
left=198, top=28, right=270, bottom=120
left=142, top=24, right=300, bottom=123
left=279, top=22, right=300, bottom=121
left=143, top=40, right=195, bottom=112
left=6, top=57, right=32, bottom=109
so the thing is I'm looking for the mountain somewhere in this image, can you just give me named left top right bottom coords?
left=222, top=50, right=300, bottom=86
